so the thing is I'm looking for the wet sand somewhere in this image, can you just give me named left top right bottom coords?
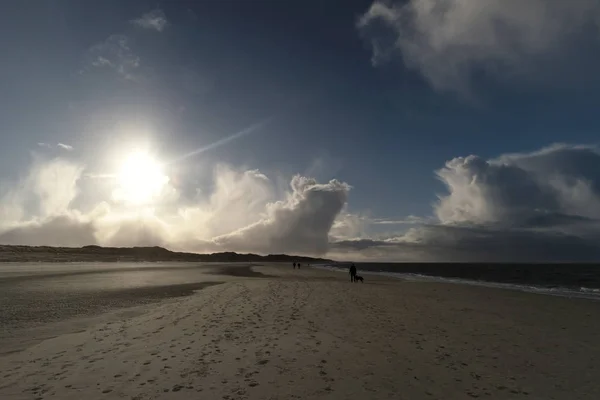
left=0, top=264, right=263, bottom=354
left=1, top=264, right=599, bottom=399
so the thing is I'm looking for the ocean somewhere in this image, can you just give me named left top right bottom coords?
left=313, top=262, right=600, bottom=301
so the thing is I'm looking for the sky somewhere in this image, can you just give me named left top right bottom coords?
left=2, top=0, right=600, bottom=261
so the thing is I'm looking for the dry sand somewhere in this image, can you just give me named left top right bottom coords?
left=1, top=265, right=599, bottom=399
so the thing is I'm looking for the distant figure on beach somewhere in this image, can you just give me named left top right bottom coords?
left=297, top=263, right=301, bottom=269
left=349, top=263, right=357, bottom=282
left=293, top=262, right=296, bottom=269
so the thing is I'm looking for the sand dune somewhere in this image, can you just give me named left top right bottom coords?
left=0, top=244, right=330, bottom=263
left=1, top=265, right=599, bottom=399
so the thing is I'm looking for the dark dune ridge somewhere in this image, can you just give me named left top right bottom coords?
left=0, top=244, right=331, bottom=263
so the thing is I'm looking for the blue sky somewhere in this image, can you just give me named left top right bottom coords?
left=2, top=0, right=600, bottom=261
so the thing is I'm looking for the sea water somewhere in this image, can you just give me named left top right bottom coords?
left=313, top=263, right=600, bottom=301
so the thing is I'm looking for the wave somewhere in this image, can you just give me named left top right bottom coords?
left=312, top=264, right=600, bottom=301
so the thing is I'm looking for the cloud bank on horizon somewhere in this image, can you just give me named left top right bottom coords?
left=2, top=144, right=600, bottom=262
left=358, top=0, right=600, bottom=94
left=0, top=156, right=350, bottom=257
left=334, top=144, right=600, bottom=262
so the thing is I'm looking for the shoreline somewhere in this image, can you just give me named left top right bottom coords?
left=1, top=265, right=599, bottom=399
left=315, top=264, right=600, bottom=301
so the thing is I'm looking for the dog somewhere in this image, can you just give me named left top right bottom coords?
left=355, top=275, right=364, bottom=283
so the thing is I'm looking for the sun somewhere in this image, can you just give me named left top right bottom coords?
left=114, top=150, right=169, bottom=204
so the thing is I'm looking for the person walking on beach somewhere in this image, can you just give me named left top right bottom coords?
left=349, top=263, right=357, bottom=282
left=293, top=262, right=296, bottom=269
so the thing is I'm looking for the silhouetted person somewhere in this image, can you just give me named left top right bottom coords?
left=297, top=263, right=301, bottom=269
left=349, top=264, right=357, bottom=282
left=293, top=262, right=296, bottom=269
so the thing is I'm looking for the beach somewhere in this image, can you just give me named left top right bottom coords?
left=1, top=264, right=599, bottom=399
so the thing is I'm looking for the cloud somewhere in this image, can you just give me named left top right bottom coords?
left=0, top=157, right=82, bottom=227
left=357, top=0, right=600, bottom=94
left=0, top=157, right=87, bottom=247
left=38, top=143, right=74, bottom=151
left=57, top=143, right=74, bottom=151
left=331, top=224, right=600, bottom=262
left=214, top=176, right=350, bottom=255
left=171, top=166, right=276, bottom=241
left=83, top=9, right=169, bottom=82
left=0, top=158, right=350, bottom=256
left=86, top=34, right=141, bottom=80
left=435, top=144, right=600, bottom=225
left=0, top=214, right=96, bottom=247
left=98, top=214, right=171, bottom=248
left=131, top=9, right=168, bottom=32
left=329, top=212, right=366, bottom=241
left=371, top=215, right=427, bottom=225
left=4, top=144, right=600, bottom=261
left=0, top=187, right=26, bottom=226
left=332, top=144, right=600, bottom=262
left=30, top=158, right=83, bottom=217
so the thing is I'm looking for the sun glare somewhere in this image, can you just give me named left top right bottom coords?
left=115, top=151, right=168, bottom=204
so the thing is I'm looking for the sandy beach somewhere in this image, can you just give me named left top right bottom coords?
left=1, top=264, right=599, bottom=400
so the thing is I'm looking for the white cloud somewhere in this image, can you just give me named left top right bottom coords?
left=4, top=145, right=600, bottom=261
left=330, top=212, right=366, bottom=241
left=91, top=56, right=113, bottom=68
left=0, top=187, right=25, bottom=227
left=132, top=9, right=168, bottom=32
left=57, top=143, right=74, bottom=151
left=0, top=214, right=96, bottom=247
left=358, top=0, right=600, bottom=94
left=372, top=215, right=427, bottom=225
left=435, top=144, right=600, bottom=224
left=0, top=157, right=82, bottom=229
left=214, top=176, right=350, bottom=255
left=86, top=34, right=141, bottom=81
left=31, top=158, right=82, bottom=217
left=171, top=165, right=276, bottom=241
left=0, top=158, right=350, bottom=256
left=328, top=213, right=427, bottom=243
left=38, top=143, right=74, bottom=151
left=334, top=144, right=600, bottom=261
left=84, top=10, right=168, bottom=81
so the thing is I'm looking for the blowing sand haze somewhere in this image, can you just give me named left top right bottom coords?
left=1, top=264, right=599, bottom=399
